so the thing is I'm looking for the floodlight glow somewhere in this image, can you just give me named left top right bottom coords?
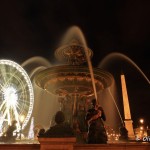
left=0, top=59, right=34, bottom=132
left=3, top=86, right=18, bottom=107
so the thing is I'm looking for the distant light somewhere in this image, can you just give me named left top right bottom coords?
left=139, top=119, right=144, bottom=124
left=140, top=126, right=144, bottom=130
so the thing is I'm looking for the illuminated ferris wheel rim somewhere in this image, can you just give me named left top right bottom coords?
left=0, top=59, right=34, bottom=130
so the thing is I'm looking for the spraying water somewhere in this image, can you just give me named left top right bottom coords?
left=108, top=88, right=124, bottom=125
left=21, top=56, right=52, bottom=76
left=99, top=52, right=150, bottom=85
left=21, top=56, right=51, bottom=68
left=61, top=26, right=98, bottom=101
left=30, top=66, right=47, bottom=80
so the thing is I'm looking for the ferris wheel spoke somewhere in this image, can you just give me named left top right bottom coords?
left=13, top=105, right=21, bottom=128
left=0, top=83, right=4, bottom=90
left=1, top=105, right=10, bottom=125
left=7, top=108, right=11, bottom=125
left=0, top=67, right=7, bottom=84
left=0, top=59, right=34, bottom=132
left=4, top=70, right=19, bottom=86
left=4, top=78, right=16, bottom=90
left=18, top=94, right=25, bottom=101
left=0, top=99, right=7, bottom=110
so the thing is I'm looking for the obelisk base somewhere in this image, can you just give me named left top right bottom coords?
left=124, top=119, right=135, bottom=140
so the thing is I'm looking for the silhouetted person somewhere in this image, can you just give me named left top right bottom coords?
left=85, top=99, right=107, bottom=144
left=38, top=128, right=45, bottom=137
left=119, top=123, right=128, bottom=141
left=0, top=120, right=17, bottom=143
left=40, top=111, right=74, bottom=137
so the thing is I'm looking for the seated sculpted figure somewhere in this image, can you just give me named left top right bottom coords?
left=85, top=99, right=108, bottom=144
left=39, top=111, right=74, bottom=137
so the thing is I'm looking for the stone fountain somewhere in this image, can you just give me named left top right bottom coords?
left=34, top=40, right=114, bottom=127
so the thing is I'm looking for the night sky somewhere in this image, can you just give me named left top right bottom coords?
left=0, top=0, right=149, bottom=127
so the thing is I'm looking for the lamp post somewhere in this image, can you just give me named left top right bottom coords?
left=139, top=118, right=145, bottom=139
left=19, top=115, right=25, bottom=140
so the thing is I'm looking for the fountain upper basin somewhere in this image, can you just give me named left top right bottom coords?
left=34, top=65, right=114, bottom=97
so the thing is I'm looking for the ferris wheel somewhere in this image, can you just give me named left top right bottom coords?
left=0, top=59, right=34, bottom=132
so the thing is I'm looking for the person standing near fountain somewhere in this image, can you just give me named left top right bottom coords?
left=85, top=99, right=108, bottom=144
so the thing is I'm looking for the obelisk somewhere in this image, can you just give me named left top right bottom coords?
left=121, top=74, right=135, bottom=140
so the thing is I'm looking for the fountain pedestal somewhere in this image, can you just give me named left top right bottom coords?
left=38, top=137, right=76, bottom=150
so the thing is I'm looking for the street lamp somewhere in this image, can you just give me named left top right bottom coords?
left=139, top=118, right=145, bottom=138
left=19, top=115, right=25, bottom=140
left=139, top=118, right=144, bottom=124
left=140, top=126, right=144, bottom=130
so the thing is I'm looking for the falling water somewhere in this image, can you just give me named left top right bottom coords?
left=99, top=52, right=150, bottom=85
left=32, top=82, right=60, bottom=129
left=107, top=88, right=124, bottom=125
left=21, top=56, right=52, bottom=76
left=30, top=66, right=47, bottom=80
left=21, top=56, right=51, bottom=68
left=61, top=26, right=98, bottom=101
left=96, top=83, right=121, bottom=130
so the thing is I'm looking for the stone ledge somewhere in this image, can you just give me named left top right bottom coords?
left=38, top=137, right=76, bottom=150
left=74, top=143, right=150, bottom=150
left=0, top=144, right=40, bottom=150
left=0, top=139, right=150, bottom=150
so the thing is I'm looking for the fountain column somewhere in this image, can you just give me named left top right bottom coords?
left=121, top=74, right=135, bottom=140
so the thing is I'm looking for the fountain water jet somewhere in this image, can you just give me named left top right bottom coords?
left=59, top=26, right=98, bottom=101
left=108, top=88, right=124, bottom=125
left=59, top=26, right=87, bottom=47
left=98, top=52, right=150, bottom=85
left=21, top=56, right=52, bottom=76
left=30, top=66, right=47, bottom=80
